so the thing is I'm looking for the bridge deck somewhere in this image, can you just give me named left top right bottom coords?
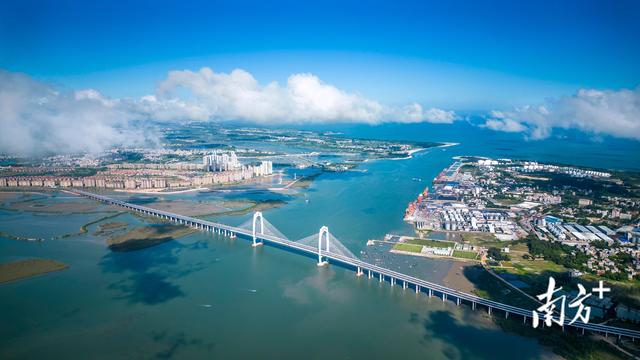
left=70, top=189, right=640, bottom=340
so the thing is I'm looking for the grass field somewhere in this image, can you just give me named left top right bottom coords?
left=502, top=250, right=567, bottom=275
left=460, top=232, right=502, bottom=247
left=392, top=243, right=423, bottom=253
left=405, top=238, right=454, bottom=248
left=452, top=250, right=477, bottom=260
left=492, top=195, right=523, bottom=205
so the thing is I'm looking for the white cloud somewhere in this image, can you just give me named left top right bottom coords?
left=0, top=67, right=457, bottom=156
left=147, top=67, right=457, bottom=124
left=483, top=86, right=640, bottom=140
left=0, top=70, right=155, bottom=156
left=480, top=111, right=528, bottom=132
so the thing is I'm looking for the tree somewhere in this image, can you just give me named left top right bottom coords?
left=488, top=247, right=510, bottom=261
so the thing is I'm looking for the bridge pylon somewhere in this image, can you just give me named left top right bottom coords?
left=317, top=226, right=330, bottom=266
left=252, top=211, right=264, bottom=247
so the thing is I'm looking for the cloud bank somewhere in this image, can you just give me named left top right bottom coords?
left=3, top=66, right=639, bottom=156
left=482, top=86, right=640, bottom=140
left=0, top=70, right=155, bottom=156
left=141, top=68, right=456, bottom=124
left=0, top=67, right=456, bottom=155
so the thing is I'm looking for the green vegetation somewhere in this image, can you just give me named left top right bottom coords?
left=452, top=250, right=477, bottom=260
left=527, top=235, right=589, bottom=271
left=93, top=221, right=128, bottom=236
left=405, top=238, right=454, bottom=248
left=493, top=193, right=522, bottom=205
left=465, top=265, right=630, bottom=359
left=54, top=211, right=126, bottom=239
left=464, top=265, right=539, bottom=309
left=487, top=247, right=511, bottom=261
left=527, top=171, right=639, bottom=199
left=56, top=167, right=103, bottom=177
left=392, top=243, right=423, bottom=253
left=495, top=317, right=632, bottom=360
left=460, top=232, right=503, bottom=248
left=525, top=235, right=639, bottom=282
left=591, top=239, right=615, bottom=250
left=215, top=199, right=286, bottom=217
left=503, top=256, right=566, bottom=276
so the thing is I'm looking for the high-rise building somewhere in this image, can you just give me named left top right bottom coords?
left=203, top=151, right=241, bottom=172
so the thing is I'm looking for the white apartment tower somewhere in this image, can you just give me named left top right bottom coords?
left=203, top=151, right=241, bottom=172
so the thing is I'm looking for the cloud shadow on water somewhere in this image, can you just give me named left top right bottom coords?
left=99, top=237, right=212, bottom=305
left=150, top=331, right=215, bottom=359
left=416, top=310, right=549, bottom=360
left=109, top=272, right=184, bottom=305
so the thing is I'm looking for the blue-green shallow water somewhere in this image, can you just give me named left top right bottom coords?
left=5, top=124, right=638, bottom=359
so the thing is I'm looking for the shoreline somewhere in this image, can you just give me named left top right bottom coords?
left=387, top=142, right=460, bottom=161
left=441, top=260, right=480, bottom=294
left=113, top=187, right=208, bottom=195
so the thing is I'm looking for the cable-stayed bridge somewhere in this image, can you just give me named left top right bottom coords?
left=71, top=189, right=640, bottom=341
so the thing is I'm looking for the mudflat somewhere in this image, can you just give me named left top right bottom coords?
left=442, top=261, right=482, bottom=294
left=8, top=200, right=99, bottom=213
left=106, top=224, right=195, bottom=251
left=0, top=258, right=68, bottom=284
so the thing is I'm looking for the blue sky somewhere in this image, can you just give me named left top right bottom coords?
left=1, top=0, right=640, bottom=155
left=2, top=0, right=639, bottom=109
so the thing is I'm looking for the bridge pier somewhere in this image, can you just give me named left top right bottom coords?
left=472, top=302, right=476, bottom=310
left=379, top=273, right=382, bottom=282
left=368, top=270, right=372, bottom=279
left=403, top=281, right=407, bottom=290
left=488, top=307, right=492, bottom=315
left=416, top=285, right=420, bottom=294
left=428, top=288, right=432, bottom=298
left=356, top=267, right=364, bottom=276
left=442, top=293, right=446, bottom=302
left=505, top=311, right=509, bottom=319
left=456, top=297, right=460, bottom=306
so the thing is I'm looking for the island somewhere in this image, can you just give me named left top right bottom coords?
left=106, top=223, right=196, bottom=252
left=0, top=258, right=68, bottom=284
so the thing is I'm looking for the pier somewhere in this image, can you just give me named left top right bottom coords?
left=71, top=189, right=640, bottom=341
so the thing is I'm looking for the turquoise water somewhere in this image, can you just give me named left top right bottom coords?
left=3, top=125, right=637, bottom=359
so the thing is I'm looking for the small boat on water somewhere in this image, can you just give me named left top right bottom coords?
left=412, top=177, right=422, bottom=182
